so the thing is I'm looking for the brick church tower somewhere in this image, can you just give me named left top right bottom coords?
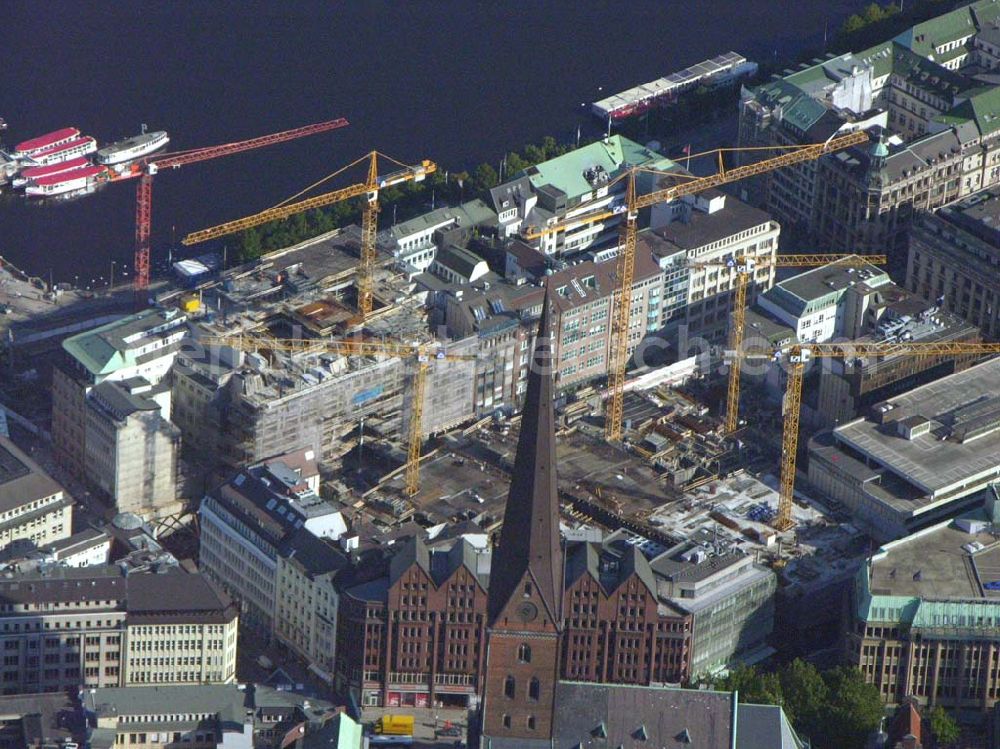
left=480, top=288, right=564, bottom=746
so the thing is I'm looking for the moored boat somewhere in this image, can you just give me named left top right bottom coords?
left=25, top=165, right=108, bottom=197
left=12, top=127, right=80, bottom=158
left=12, top=156, right=92, bottom=188
left=96, top=130, right=170, bottom=165
left=29, top=137, right=98, bottom=166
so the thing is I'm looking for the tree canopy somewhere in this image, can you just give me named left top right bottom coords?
left=711, top=661, right=883, bottom=749
left=227, top=134, right=578, bottom=262
left=927, top=704, right=960, bottom=746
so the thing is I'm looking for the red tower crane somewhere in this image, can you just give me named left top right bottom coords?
left=111, top=118, right=349, bottom=296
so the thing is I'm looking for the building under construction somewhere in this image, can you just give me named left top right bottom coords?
left=172, top=228, right=481, bottom=469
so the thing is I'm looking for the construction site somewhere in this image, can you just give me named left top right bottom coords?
left=7, top=113, right=969, bottom=577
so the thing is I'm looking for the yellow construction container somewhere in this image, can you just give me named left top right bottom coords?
left=180, top=295, right=201, bottom=313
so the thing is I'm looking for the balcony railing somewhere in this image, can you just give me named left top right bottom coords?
left=387, top=671, right=430, bottom=685
left=434, top=673, right=476, bottom=688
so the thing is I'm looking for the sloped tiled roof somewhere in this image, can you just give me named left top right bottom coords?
left=895, top=5, right=977, bottom=57
left=552, top=682, right=734, bottom=748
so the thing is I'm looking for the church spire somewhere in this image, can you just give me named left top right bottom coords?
left=487, top=283, right=563, bottom=627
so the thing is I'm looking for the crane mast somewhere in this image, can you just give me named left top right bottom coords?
left=606, top=173, right=639, bottom=442
left=183, top=152, right=436, bottom=322
left=198, top=332, right=475, bottom=496
left=601, top=129, right=870, bottom=442
left=128, top=118, right=349, bottom=297
left=773, top=341, right=1000, bottom=530
left=689, top=253, right=888, bottom=434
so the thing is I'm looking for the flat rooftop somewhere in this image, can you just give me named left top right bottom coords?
left=934, top=186, right=1000, bottom=250
left=0, top=691, right=83, bottom=746
left=870, top=513, right=1000, bottom=601
left=83, top=684, right=245, bottom=721
left=653, top=193, right=774, bottom=251
left=835, top=357, right=1000, bottom=497
left=767, top=260, right=888, bottom=311
left=647, top=472, right=868, bottom=593
left=0, top=437, right=64, bottom=513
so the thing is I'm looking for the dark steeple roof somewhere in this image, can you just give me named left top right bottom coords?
left=487, top=284, right=563, bottom=626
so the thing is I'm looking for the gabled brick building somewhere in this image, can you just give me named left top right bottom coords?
left=562, top=540, right=691, bottom=685
left=336, top=291, right=694, bottom=720
left=335, top=535, right=491, bottom=709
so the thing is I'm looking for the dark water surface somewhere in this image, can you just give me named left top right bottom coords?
left=1, top=1, right=865, bottom=283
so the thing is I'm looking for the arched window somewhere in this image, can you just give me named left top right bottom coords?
left=523, top=582, right=533, bottom=597
left=529, top=677, right=541, bottom=701
left=502, top=714, right=511, bottom=729
left=518, top=643, right=532, bottom=663
left=503, top=675, right=515, bottom=699
left=527, top=716, right=536, bottom=730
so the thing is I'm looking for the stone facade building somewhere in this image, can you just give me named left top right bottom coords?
left=849, top=495, right=1000, bottom=711
left=52, top=309, right=187, bottom=481
left=0, top=565, right=237, bottom=696
left=0, top=437, right=72, bottom=552
left=198, top=451, right=347, bottom=683
left=84, top=379, right=181, bottom=520
left=739, top=0, right=1000, bottom=256
left=907, top=188, right=1000, bottom=339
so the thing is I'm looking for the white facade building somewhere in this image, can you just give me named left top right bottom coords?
left=489, top=135, right=674, bottom=256
left=758, top=260, right=890, bottom=343
left=0, top=437, right=73, bottom=553
left=198, top=450, right=348, bottom=682
left=650, top=190, right=781, bottom=342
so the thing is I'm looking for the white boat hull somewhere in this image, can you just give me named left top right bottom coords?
left=97, top=132, right=170, bottom=165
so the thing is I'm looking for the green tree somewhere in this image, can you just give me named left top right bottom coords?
left=841, top=13, right=867, bottom=34
left=505, top=151, right=529, bottom=176
left=820, top=667, right=883, bottom=748
left=289, top=211, right=310, bottom=240
left=713, top=664, right=782, bottom=707
left=522, top=143, right=547, bottom=165
left=471, top=162, right=499, bottom=193
left=778, top=659, right=828, bottom=733
left=927, top=704, right=960, bottom=746
left=541, top=135, right=559, bottom=158
left=307, top=208, right=336, bottom=234
left=237, top=228, right=262, bottom=261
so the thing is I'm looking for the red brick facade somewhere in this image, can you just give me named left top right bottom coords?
left=562, top=564, right=691, bottom=685
left=335, top=539, right=489, bottom=709
left=481, top=572, right=563, bottom=740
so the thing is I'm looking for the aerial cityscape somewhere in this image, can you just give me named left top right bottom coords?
left=5, top=1, right=1000, bottom=747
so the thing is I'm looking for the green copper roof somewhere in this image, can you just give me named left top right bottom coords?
left=62, top=308, right=183, bottom=378
left=784, top=95, right=827, bottom=132
left=522, top=135, right=672, bottom=200
left=895, top=5, right=977, bottom=58
left=973, top=0, right=1000, bottom=27
left=945, top=86, right=1000, bottom=136
left=855, top=42, right=896, bottom=79
left=784, top=61, right=833, bottom=89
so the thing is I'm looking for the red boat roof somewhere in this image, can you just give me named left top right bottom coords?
left=32, top=165, right=105, bottom=186
left=20, top=156, right=91, bottom=178
left=15, top=127, right=80, bottom=153
left=33, top=136, right=95, bottom=157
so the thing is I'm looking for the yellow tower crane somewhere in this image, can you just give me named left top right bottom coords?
left=688, top=253, right=888, bottom=435
left=524, top=129, right=871, bottom=442
left=183, top=152, right=436, bottom=321
left=198, top=332, right=477, bottom=497
left=771, top=340, right=1000, bottom=531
